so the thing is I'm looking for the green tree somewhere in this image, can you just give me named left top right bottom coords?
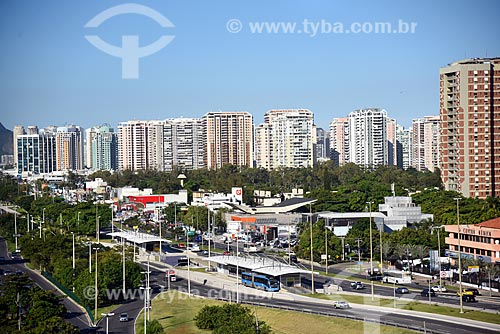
left=195, top=304, right=271, bottom=334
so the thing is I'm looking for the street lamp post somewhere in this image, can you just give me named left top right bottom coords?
left=325, top=223, right=328, bottom=274
left=208, top=208, right=211, bottom=269
left=122, top=235, right=126, bottom=297
left=186, top=229, right=191, bottom=296
left=140, top=287, right=148, bottom=334
left=77, top=211, right=81, bottom=237
left=454, top=197, right=464, bottom=314
left=111, top=206, right=114, bottom=241
left=367, top=201, right=374, bottom=301
left=93, top=247, right=100, bottom=326
left=72, top=232, right=75, bottom=269
left=96, top=216, right=100, bottom=243
left=101, top=312, right=114, bottom=334
left=309, top=203, right=314, bottom=294
left=236, top=230, right=240, bottom=303
left=14, top=213, right=18, bottom=251
left=88, top=239, right=92, bottom=273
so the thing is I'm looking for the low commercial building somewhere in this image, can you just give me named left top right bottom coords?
left=445, top=217, right=500, bottom=264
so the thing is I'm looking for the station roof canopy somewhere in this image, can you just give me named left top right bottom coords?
left=107, top=231, right=170, bottom=244
left=224, top=198, right=316, bottom=214
left=209, top=255, right=309, bottom=277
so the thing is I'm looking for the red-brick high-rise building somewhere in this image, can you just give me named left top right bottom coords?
left=439, top=58, right=500, bottom=198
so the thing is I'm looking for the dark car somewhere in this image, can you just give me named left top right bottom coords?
left=395, top=287, right=409, bottom=294
left=462, top=295, right=476, bottom=303
left=420, top=288, right=436, bottom=297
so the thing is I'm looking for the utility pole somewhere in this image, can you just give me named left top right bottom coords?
left=122, top=235, right=126, bottom=297
left=207, top=208, right=211, bottom=269
left=111, top=206, right=114, bottom=241
left=341, top=237, right=345, bottom=261
left=454, top=197, right=464, bottom=314
left=325, top=223, right=328, bottom=274
left=367, top=201, right=374, bottom=301
left=93, top=247, right=100, bottom=326
left=309, top=203, right=314, bottom=294
left=14, top=213, right=18, bottom=251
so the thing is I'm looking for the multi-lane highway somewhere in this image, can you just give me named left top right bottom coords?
left=3, top=234, right=499, bottom=334
left=99, top=259, right=500, bottom=334
left=0, top=237, right=91, bottom=332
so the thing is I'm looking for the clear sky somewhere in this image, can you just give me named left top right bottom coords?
left=1, top=0, right=499, bottom=131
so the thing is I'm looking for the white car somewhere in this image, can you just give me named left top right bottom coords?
left=431, top=285, right=447, bottom=292
left=119, top=313, right=129, bottom=322
left=334, top=301, right=350, bottom=309
left=191, top=244, right=201, bottom=252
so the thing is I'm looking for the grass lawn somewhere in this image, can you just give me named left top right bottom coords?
left=137, top=290, right=416, bottom=334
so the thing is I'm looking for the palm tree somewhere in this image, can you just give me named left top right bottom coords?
left=484, top=265, right=500, bottom=297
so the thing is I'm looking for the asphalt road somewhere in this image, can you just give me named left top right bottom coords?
left=0, top=237, right=91, bottom=332
left=98, top=259, right=499, bottom=334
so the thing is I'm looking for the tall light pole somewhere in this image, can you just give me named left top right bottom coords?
left=325, top=223, right=328, bottom=274
left=101, top=312, right=114, bottom=334
left=96, top=216, right=100, bottom=243
left=207, top=208, right=211, bottom=269
left=93, top=247, right=100, bottom=325
left=72, top=232, right=75, bottom=269
left=236, top=228, right=240, bottom=303
left=77, top=211, right=81, bottom=237
left=379, top=222, right=383, bottom=273
left=14, top=213, right=18, bottom=251
left=111, top=206, right=114, bottom=241
left=309, top=203, right=314, bottom=294
left=122, top=235, right=126, bottom=297
left=88, top=239, right=92, bottom=273
left=186, top=229, right=191, bottom=296
left=367, top=201, right=374, bottom=301
left=42, top=208, right=45, bottom=226
left=159, top=207, right=162, bottom=255
left=454, top=197, right=464, bottom=314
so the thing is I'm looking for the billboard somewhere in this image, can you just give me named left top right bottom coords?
left=232, top=187, right=243, bottom=203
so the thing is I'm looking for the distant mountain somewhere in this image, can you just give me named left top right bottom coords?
left=0, top=123, right=13, bottom=155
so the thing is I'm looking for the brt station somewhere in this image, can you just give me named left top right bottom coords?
left=108, top=230, right=171, bottom=253
left=209, top=255, right=310, bottom=289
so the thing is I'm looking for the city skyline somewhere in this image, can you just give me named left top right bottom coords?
left=2, top=1, right=500, bottom=131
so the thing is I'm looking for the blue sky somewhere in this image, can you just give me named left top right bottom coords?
left=1, top=0, right=499, bottom=131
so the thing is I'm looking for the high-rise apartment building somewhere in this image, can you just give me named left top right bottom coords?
left=412, top=116, right=440, bottom=172
left=387, top=118, right=399, bottom=166
left=55, top=125, right=84, bottom=171
left=203, top=111, right=253, bottom=170
left=254, top=123, right=272, bottom=170
left=255, top=109, right=315, bottom=169
left=12, top=125, right=25, bottom=167
left=315, top=127, right=330, bottom=162
left=17, top=129, right=56, bottom=175
left=397, top=127, right=412, bottom=170
left=348, top=108, right=389, bottom=167
left=439, top=58, right=500, bottom=198
left=329, top=117, right=349, bottom=166
left=117, top=120, right=149, bottom=171
left=163, top=118, right=204, bottom=171
left=86, top=124, right=118, bottom=171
